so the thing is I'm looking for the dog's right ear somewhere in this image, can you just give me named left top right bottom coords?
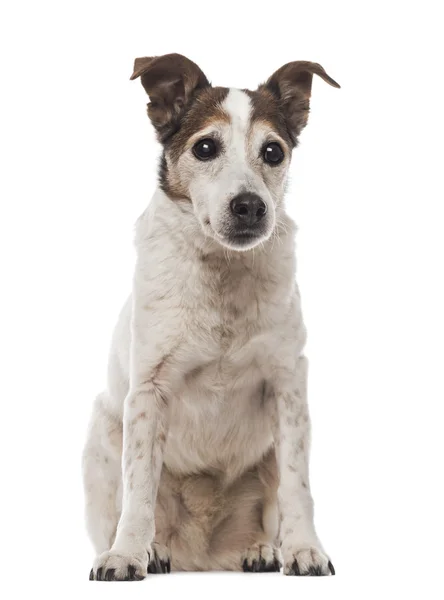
left=130, top=53, right=210, bottom=139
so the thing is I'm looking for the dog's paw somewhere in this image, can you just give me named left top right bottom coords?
left=283, top=546, right=334, bottom=576
left=148, top=542, right=171, bottom=574
left=242, top=544, right=282, bottom=573
left=89, top=548, right=150, bottom=581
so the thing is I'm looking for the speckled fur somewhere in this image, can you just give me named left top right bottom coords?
left=84, top=54, right=339, bottom=580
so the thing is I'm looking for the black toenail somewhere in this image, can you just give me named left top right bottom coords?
left=306, top=565, right=324, bottom=576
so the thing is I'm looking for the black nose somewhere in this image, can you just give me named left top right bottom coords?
left=230, top=193, right=267, bottom=226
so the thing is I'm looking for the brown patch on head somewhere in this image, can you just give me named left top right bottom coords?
left=167, top=87, right=230, bottom=160
left=158, top=153, right=189, bottom=201
left=246, top=87, right=293, bottom=149
left=159, top=86, right=230, bottom=200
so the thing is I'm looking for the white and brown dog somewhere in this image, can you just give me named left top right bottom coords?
left=84, top=53, right=340, bottom=580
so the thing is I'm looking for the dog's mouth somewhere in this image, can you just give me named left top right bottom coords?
left=228, top=231, right=262, bottom=245
left=210, top=226, right=271, bottom=251
left=200, top=209, right=275, bottom=251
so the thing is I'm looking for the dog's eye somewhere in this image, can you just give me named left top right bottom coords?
left=193, top=138, right=218, bottom=161
left=263, top=142, right=284, bottom=165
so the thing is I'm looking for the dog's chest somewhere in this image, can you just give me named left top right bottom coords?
left=164, top=293, right=278, bottom=477
left=158, top=244, right=295, bottom=477
left=164, top=347, right=274, bottom=477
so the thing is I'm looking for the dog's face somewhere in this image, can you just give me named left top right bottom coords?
left=131, top=54, right=339, bottom=251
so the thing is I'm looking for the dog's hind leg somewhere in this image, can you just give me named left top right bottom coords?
left=82, top=393, right=123, bottom=555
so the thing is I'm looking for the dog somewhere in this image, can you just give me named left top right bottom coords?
left=83, top=53, right=340, bottom=580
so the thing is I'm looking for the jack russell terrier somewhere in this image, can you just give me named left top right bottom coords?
left=84, top=53, right=340, bottom=580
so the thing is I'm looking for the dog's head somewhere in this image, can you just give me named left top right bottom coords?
left=131, top=54, right=339, bottom=251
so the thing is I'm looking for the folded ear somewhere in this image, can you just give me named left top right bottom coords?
left=262, top=61, right=340, bottom=144
left=130, top=53, right=210, bottom=140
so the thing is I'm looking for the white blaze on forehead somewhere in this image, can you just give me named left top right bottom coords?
left=222, top=89, right=252, bottom=160
left=223, top=88, right=252, bottom=128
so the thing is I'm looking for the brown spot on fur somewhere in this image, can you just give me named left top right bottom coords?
left=152, top=352, right=172, bottom=380
left=168, top=86, right=230, bottom=161
left=141, top=351, right=175, bottom=389
left=245, top=87, right=294, bottom=148
left=185, top=364, right=205, bottom=383
left=159, top=87, right=230, bottom=199
left=158, top=154, right=191, bottom=201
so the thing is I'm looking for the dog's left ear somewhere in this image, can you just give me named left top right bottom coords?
left=262, top=61, right=340, bottom=144
left=130, top=53, right=210, bottom=140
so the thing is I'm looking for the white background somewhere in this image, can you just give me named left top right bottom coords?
left=1, top=1, right=443, bottom=598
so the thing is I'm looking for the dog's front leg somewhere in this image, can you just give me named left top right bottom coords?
left=90, top=379, right=169, bottom=581
left=90, top=303, right=176, bottom=581
left=273, top=355, right=334, bottom=576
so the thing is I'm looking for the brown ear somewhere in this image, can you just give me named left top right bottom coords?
left=262, top=61, right=340, bottom=144
left=130, top=53, right=210, bottom=140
